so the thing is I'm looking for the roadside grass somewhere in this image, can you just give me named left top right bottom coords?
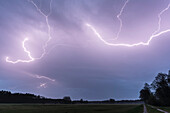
left=146, top=105, right=162, bottom=113
left=157, top=106, right=170, bottom=112
left=0, top=104, right=143, bottom=113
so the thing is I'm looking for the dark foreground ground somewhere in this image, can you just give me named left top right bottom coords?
left=0, top=104, right=143, bottom=113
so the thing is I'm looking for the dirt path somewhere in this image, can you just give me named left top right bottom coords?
left=143, top=104, right=148, bottom=113
left=149, top=105, right=168, bottom=113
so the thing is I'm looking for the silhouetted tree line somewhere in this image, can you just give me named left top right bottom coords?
left=116, top=99, right=142, bottom=104
left=140, top=71, right=170, bottom=106
left=0, top=91, right=116, bottom=104
left=79, top=99, right=115, bottom=104
left=0, top=90, right=140, bottom=104
left=0, top=91, right=73, bottom=104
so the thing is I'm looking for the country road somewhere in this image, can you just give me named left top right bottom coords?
left=149, top=105, right=168, bottom=113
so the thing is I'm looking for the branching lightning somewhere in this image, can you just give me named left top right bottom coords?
left=6, top=0, right=53, bottom=64
left=29, top=0, right=53, bottom=59
left=24, top=72, right=55, bottom=82
left=86, top=3, right=170, bottom=47
left=114, top=0, right=129, bottom=40
left=23, top=71, right=55, bottom=88
left=5, top=0, right=170, bottom=64
left=152, top=3, right=170, bottom=35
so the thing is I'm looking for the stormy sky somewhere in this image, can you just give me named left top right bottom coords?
left=0, top=0, right=170, bottom=100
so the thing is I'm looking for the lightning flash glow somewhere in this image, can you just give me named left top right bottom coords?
left=5, top=0, right=53, bottom=64
left=38, top=83, right=47, bottom=88
left=86, top=3, right=170, bottom=47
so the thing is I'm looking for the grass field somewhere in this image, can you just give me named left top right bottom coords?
left=0, top=104, right=143, bottom=113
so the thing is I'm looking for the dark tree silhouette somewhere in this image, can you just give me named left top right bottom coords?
left=140, top=71, right=170, bottom=106
left=63, top=96, right=72, bottom=104
left=151, top=73, right=170, bottom=106
left=0, top=90, right=70, bottom=104
left=139, top=83, right=151, bottom=103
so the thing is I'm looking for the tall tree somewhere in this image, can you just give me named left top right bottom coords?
left=139, top=83, right=151, bottom=103
left=151, top=73, right=170, bottom=106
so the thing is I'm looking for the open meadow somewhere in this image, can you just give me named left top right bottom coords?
left=0, top=104, right=143, bottom=113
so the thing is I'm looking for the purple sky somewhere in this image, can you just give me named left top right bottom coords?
left=0, top=0, right=170, bottom=100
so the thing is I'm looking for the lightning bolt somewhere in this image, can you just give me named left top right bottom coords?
left=152, top=3, right=170, bottom=35
left=6, top=0, right=53, bottom=64
left=34, top=74, right=55, bottom=82
left=29, top=0, right=53, bottom=59
left=6, top=38, right=35, bottom=63
left=114, top=0, right=129, bottom=40
left=6, top=1, right=170, bottom=64
left=23, top=71, right=55, bottom=82
left=20, top=71, right=55, bottom=88
left=86, top=3, right=170, bottom=47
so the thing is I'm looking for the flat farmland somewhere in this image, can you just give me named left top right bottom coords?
left=0, top=104, right=143, bottom=113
